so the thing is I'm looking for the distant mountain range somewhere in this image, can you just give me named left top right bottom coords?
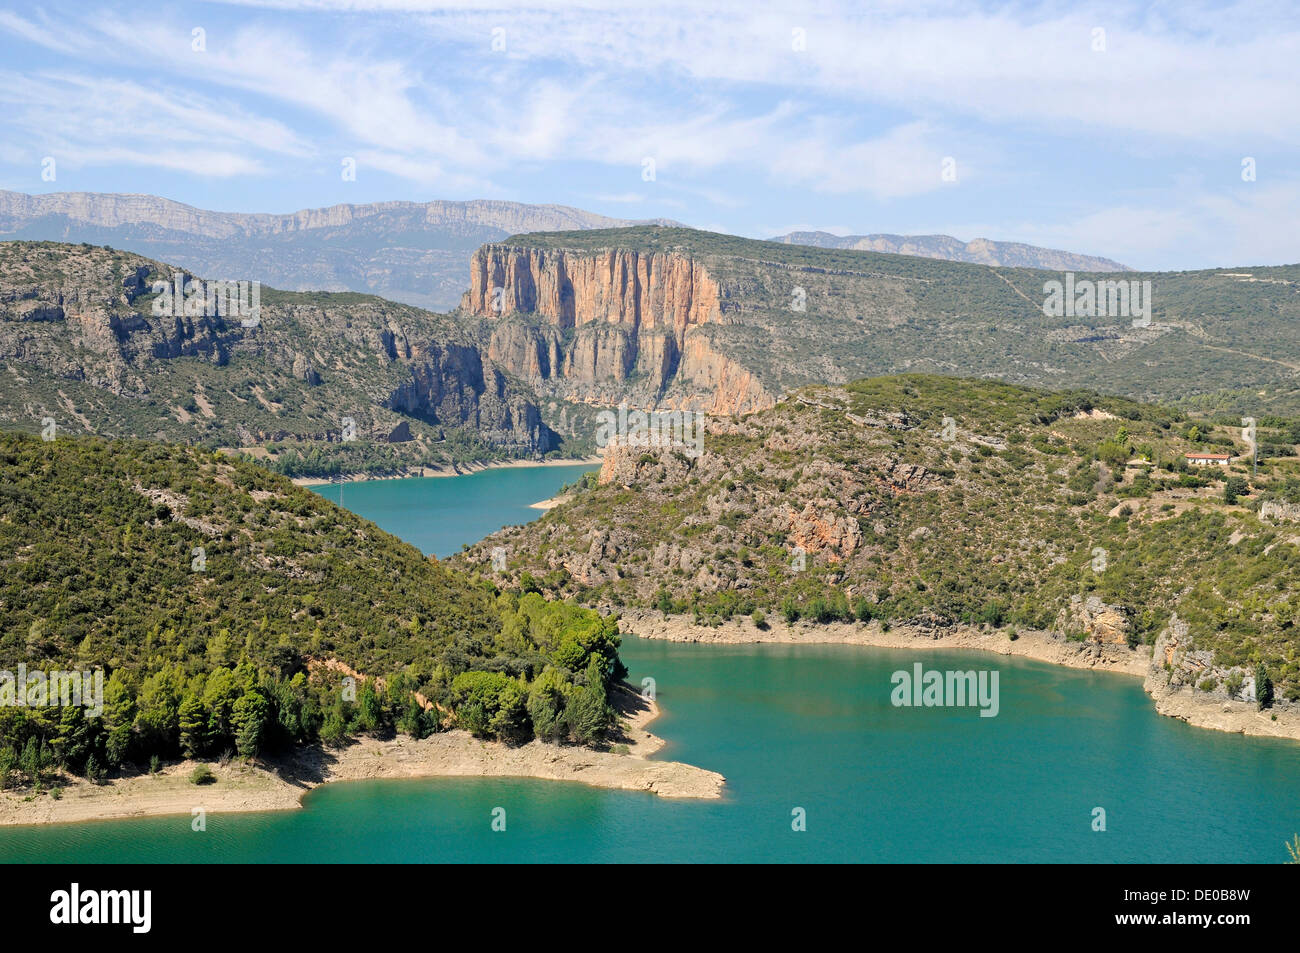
left=0, top=193, right=1133, bottom=315
left=770, top=230, right=1130, bottom=272
left=0, top=191, right=678, bottom=312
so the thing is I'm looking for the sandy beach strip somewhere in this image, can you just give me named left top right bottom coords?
left=618, top=609, right=1149, bottom=676
left=529, top=494, right=574, bottom=510
left=0, top=685, right=723, bottom=827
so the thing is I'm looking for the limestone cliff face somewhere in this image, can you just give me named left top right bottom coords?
left=385, top=342, right=555, bottom=452
left=0, top=243, right=554, bottom=454
left=465, top=245, right=721, bottom=330
left=675, top=335, right=772, bottom=415
left=465, top=244, right=772, bottom=414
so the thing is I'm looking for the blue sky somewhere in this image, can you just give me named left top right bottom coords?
left=0, top=0, right=1296, bottom=270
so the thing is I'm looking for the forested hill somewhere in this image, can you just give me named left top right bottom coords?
left=460, top=375, right=1300, bottom=701
left=0, top=432, right=623, bottom=786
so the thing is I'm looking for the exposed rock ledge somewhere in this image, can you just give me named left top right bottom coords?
left=0, top=686, right=724, bottom=827
left=1144, top=676, right=1300, bottom=742
left=618, top=610, right=1300, bottom=744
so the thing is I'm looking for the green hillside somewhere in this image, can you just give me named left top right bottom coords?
left=461, top=374, right=1300, bottom=698
left=0, top=431, right=623, bottom=790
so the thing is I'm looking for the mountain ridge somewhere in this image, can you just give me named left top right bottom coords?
left=0, top=240, right=565, bottom=476
left=0, top=191, right=679, bottom=311
left=771, top=229, right=1131, bottom=272
left=0, top=190, right=679, bottom=239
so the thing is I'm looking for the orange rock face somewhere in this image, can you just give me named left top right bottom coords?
left=784, top=501, right=863, bottom=562
left=464, top=244, right=773, bottom=414
left=465, top=245, right=721, bottom=331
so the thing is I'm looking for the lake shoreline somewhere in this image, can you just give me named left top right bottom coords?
left=529, top=493, right=574, bottom=510
left=291, top=456, right=600, bottom=487
left=617, top=610, right=1300, bottom=745
left=0, top=685, right=724, bottom=828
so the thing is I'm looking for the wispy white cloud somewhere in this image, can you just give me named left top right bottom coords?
left=0, top=1, right=1296, bottom=266
left=0, top=7, right=969, bottom=199
left=1007, top=180, right=1300, bottom=270
left=0, top=69, right=309, bottom=176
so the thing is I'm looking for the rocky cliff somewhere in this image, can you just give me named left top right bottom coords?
left=459, top=225, right=1300, bottom=421
left=0, top=241, right=555, bottom=469
left=463, top=243, right=773, bottom=414
left=0, top=191, right=677, bottom=311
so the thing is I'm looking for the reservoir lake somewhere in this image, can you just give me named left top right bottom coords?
left=4, top=462, right=1297, bottom=863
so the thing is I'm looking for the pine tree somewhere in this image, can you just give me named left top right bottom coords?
left=84, top=753, right=104, bottom=785
left=320, top=705, right=348, bottom=748
left=53, top=705, right=89, bottom=774
left=178, top=691, right=208, bottom=759
left=567, top=658, right=613, bottom=745
left=0, top=747, right=16, bottom=790
left=232, top=689, right=269, bottom=759
left=356, top=680, right=384, bottom=734
left=103, top=670, right=137, bottom=768
left=527, top=668, right=572, bottom=742
left=1256, top=664, right=1275, bottom=710
left=19, top=737, right=48, bottom=786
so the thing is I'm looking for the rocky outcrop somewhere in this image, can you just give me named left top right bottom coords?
left=385, top=342, right=556, bottom=452
left=1137, top=613, right=1300, bottom=739
left=1260, top=500, right=1300, bottom=523
left=784, top=500, right=863, bottom=562
left=465, top=243, right=774, bottom=414
left=1147, top=613, right=1260, bottom=703
left=597, top=439, right=697, bottom=487
left=1057, top=595, right=1132, bottom=645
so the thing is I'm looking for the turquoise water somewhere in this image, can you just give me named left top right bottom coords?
left=4, top=466, right=1298, bottom=862
left=309, top=463, right=598, bottom=558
